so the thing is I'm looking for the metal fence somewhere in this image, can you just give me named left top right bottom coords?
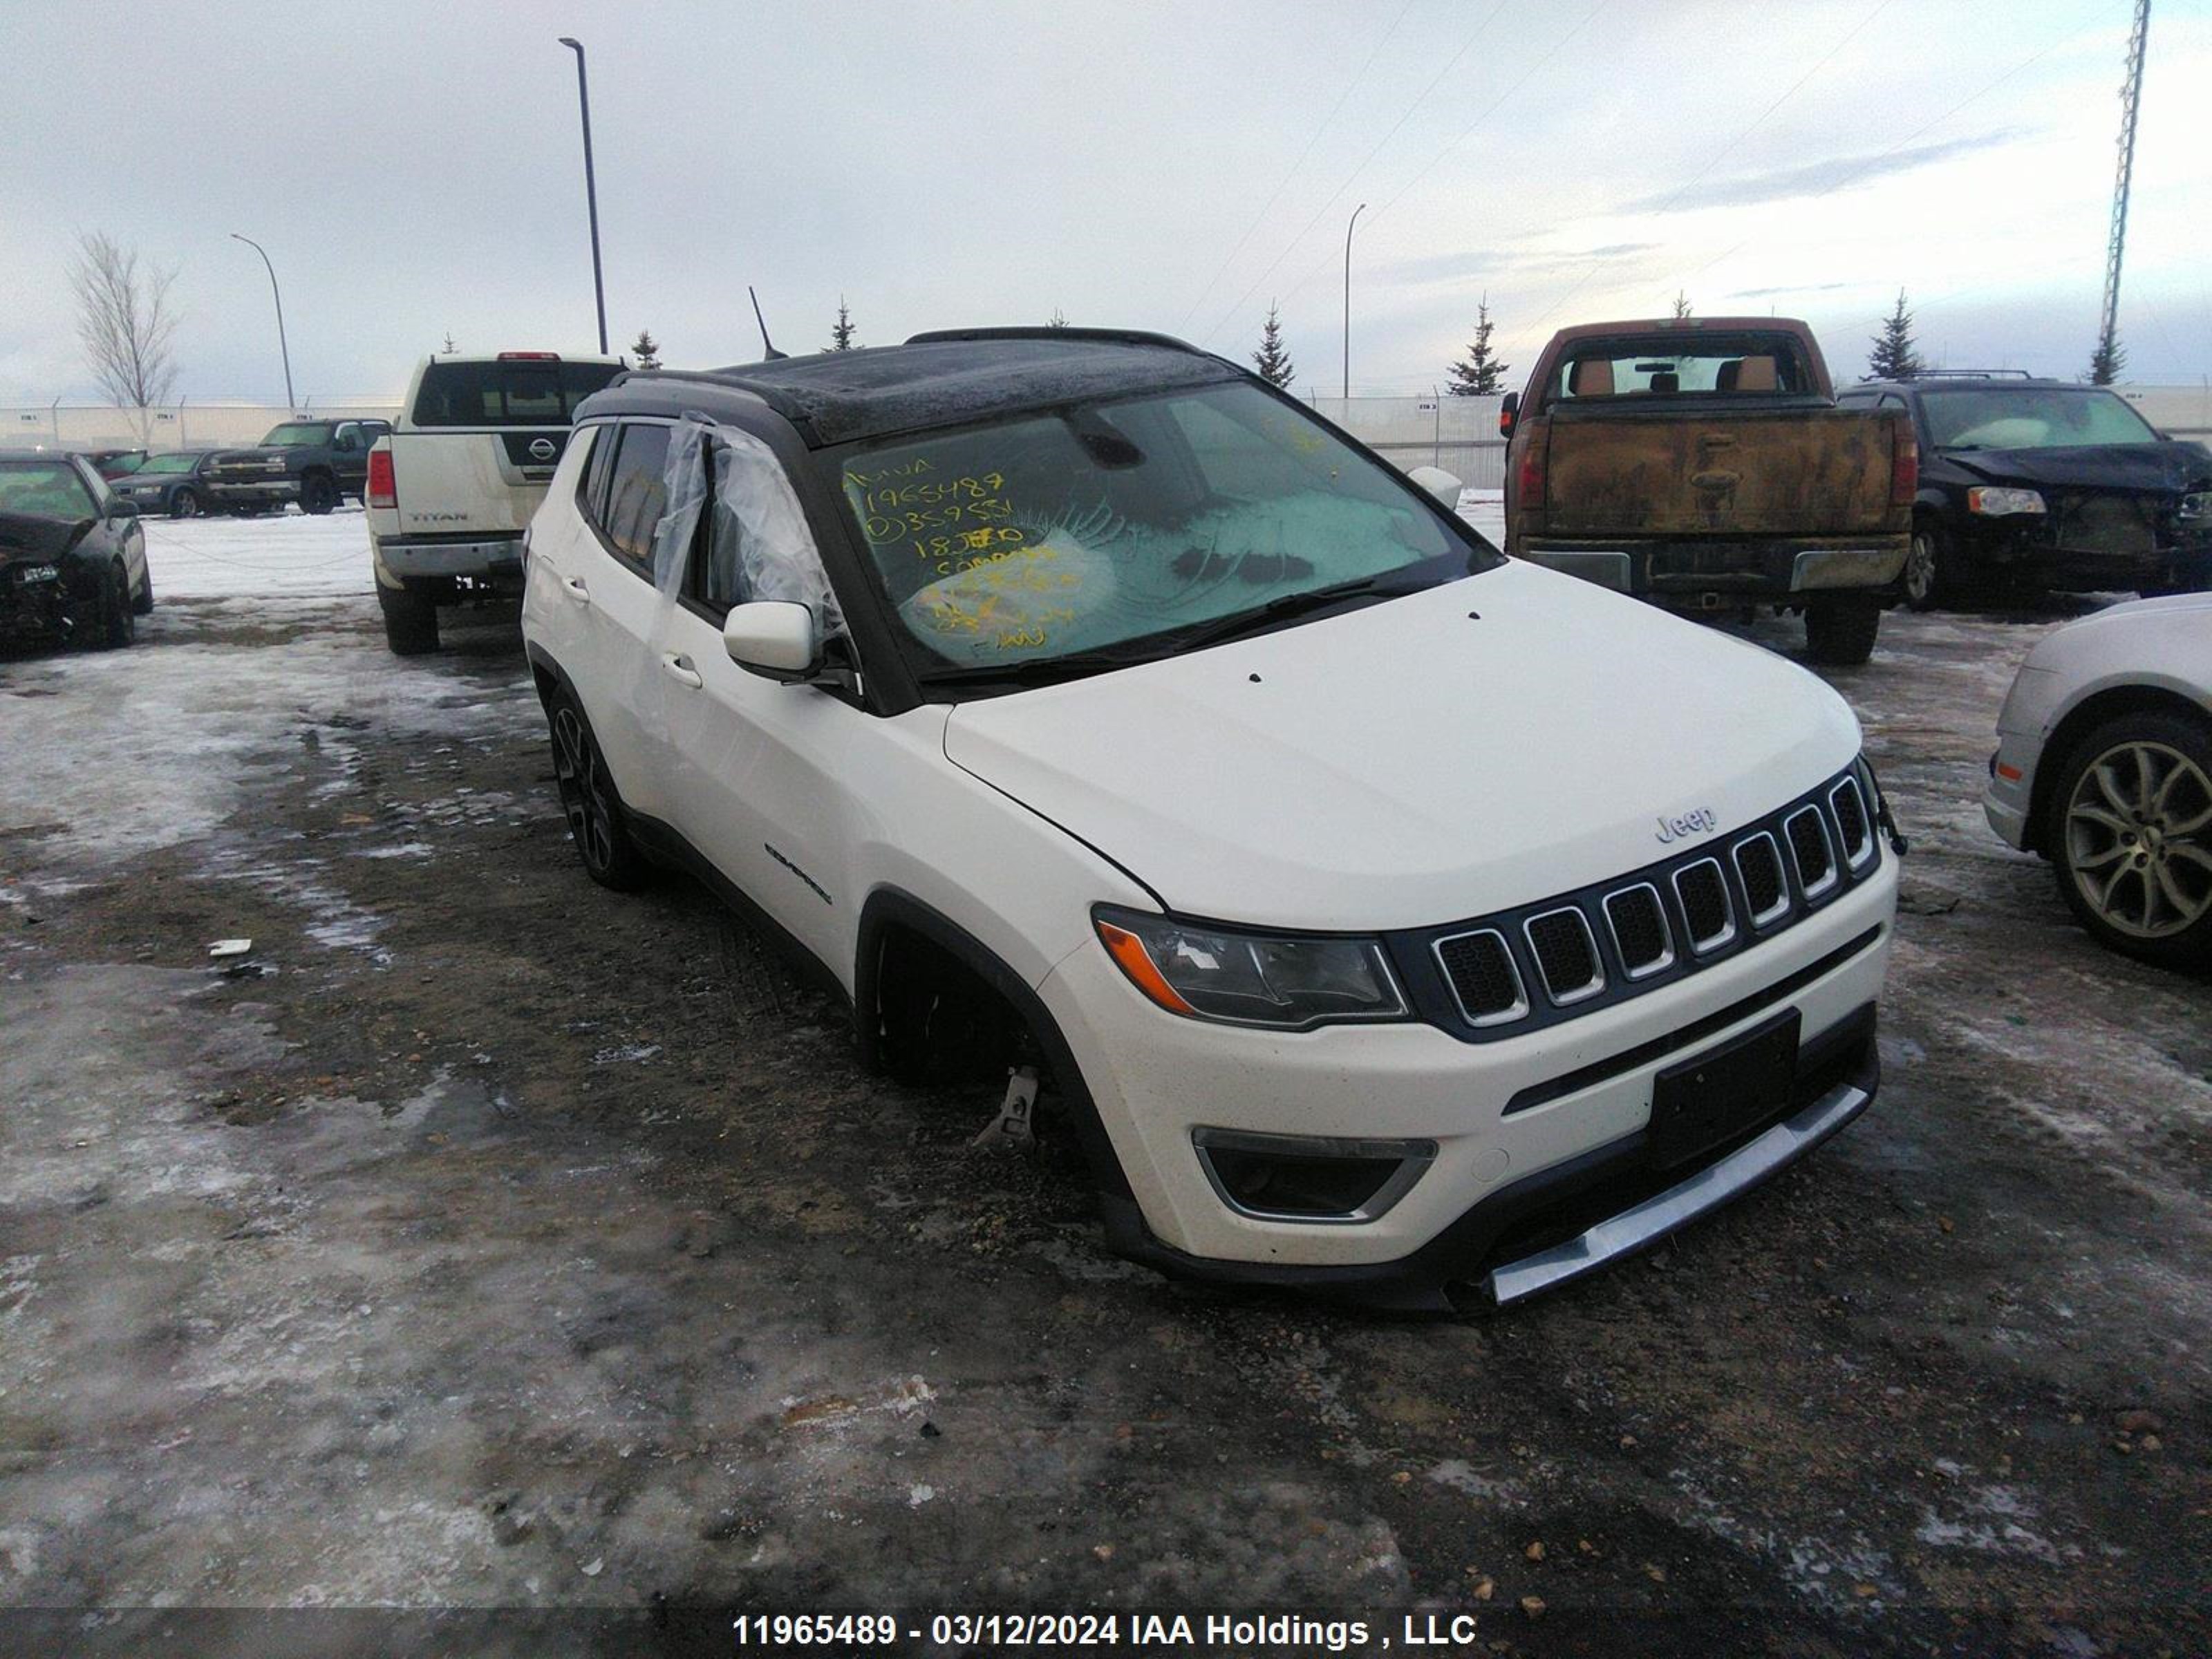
left=0, top=400, right=403, bottom=453
left=5, top=382, right=2205, bottom=469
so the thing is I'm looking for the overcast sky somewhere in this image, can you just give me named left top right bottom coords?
left=4, top=0, right=2206, bottom=406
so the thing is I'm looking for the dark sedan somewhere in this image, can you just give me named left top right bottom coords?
left=1842, top=374, right=2211, bottom=608
left=111, top=449, right=221, bottom=518
left=0, top=451, right=151, bottom=647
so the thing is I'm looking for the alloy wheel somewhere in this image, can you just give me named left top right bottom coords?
left=2063, top=739, right=2212, bottom=938
left=1904, top=532, right=1937, bottom=609
left=550, top=704, right=617, bottom=874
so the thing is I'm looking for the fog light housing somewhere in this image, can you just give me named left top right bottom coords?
left=1192, top=1128, right=1436, bottom=1222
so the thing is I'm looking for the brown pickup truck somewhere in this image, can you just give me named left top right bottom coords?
left=1500, top=317, right=1916, bottom=664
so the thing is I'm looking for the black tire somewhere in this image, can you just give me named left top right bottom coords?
left=98, top=561, right=135, bottom=648
left=1902, top=521, right=1974, bottom=612
left=301, top=473, right=338, bottom=516
left=1804, top=597, right=1881, bottom=666
left=169, top=486, right=200, bottom=521
left=131, top=556, right=153, bottom=617
left=378, top=584, right=440, bottom=656
left=2043, top=709, right=2212, bottom=975
left=543, top=690, right=650, bottom=892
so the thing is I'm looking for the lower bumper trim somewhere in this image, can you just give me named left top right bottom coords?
left=1485, top=1076, right=1871, bottom=1305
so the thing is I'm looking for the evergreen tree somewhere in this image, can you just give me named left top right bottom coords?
left=1251, top=301, right=1295, bottom=388
left=442, top=332, right=456, bottom=353
left=1445, top=297, right=1509, bottom=396
left=1048, top=308, right=1068, bottom=329
left=2086, top=333, right=2126, bottom=386
left=829, top=299, right=856, bottom=352
left=629, top=329, right=662, bottom=370
left=1671, top=290, right=1693, bottom=319
left=1866, top=291, right=1922, bottom=381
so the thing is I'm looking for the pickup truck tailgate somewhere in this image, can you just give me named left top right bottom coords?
left=382, top=430, right=569, bottom=535
left=1544, top=407, right=1895, bottom=536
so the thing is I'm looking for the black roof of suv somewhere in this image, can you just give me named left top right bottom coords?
left=591, top=328, right=1241, bottom=447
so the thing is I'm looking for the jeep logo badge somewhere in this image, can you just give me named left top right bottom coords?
left=1655, top=807, right=1720, bottom=845
left=528, top=438, right=557, bottom=461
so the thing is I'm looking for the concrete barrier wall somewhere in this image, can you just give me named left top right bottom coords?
left=0, top=402, right=403, bottom=452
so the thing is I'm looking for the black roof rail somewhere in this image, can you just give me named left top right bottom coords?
left=904, top=326, right=1214, bottom=357
left=1913, top=368, right=2037, bottom=379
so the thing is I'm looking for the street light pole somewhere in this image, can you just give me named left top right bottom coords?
left=559, top=36, right=609, bottom=355
left=1342, top=203, right=1367, bottom=401
left=230, top=233, right=295, bottom=412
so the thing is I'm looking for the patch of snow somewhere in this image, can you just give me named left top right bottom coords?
left=138, top=507, right=375, bottom=601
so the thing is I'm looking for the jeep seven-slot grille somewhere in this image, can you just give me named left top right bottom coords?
left=1434, top=930, right=1524, bottom=1024
left=1735, top=834, right=1788, bottom=922
left=1423, top=762, right=1883, bottom=1040
left=1526, top=908, right=1603, bottom=1003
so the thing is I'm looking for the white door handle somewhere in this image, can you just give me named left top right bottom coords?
left=661, top=653, right=703, bottom=689
left=562, top=576, right=590, bottom=603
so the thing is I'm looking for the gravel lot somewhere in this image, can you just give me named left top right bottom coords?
left=1, top=512, right=2206, bottom=1657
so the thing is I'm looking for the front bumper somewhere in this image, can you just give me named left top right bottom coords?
left=1042, top=855, right=1897, bottom=1302
left=205, top=478, right=296, bottom=506
left=1520, top=536, right=1907, bottom=608
left=1957, top=517, right=2212, bottom=592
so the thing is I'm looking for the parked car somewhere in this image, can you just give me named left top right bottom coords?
left=1985, top=594, right=2211, bottom=971
left=79, top=447, right=149, bottom=481
left=519, top=327, right=1901, bottom=1310
left=1500, top=317, right=1915, bottom=666
left=366, top=351, right=624, bottom=655
left=111, top=449, right=220, bottom=518
left=1840, top=373, right=2212, bottom=608
left=203, top=417, right=391, bottom=516
left=0, top=449, right=151, bottom=646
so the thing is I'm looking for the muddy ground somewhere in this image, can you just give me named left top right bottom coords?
left=1, top=521, right=2206, bottom=1658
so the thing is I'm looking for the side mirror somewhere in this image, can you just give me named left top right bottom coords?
left=105, top=498, right=138, bottom=519
left=1407, top=465, right=1464, bottom=512
left=722, top=599, right=821, bottom=682
left=1498, top=391, right=1519, bottom=438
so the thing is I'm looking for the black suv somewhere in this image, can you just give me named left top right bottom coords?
left=204, top=418, right=393, bottom=516
left=1839, top=373, right=2211, bottom=608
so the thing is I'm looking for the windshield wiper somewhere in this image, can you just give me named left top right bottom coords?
left=915, top=647, right=1154, bottom=691
left=1168, top=574, right=1416, bottom=653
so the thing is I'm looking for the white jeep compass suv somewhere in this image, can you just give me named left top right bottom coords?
left=519, top=328, right=1900, bottom=1309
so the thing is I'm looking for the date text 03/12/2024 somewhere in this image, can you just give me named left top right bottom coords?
left=730, top=1612, right=1510, bottom=1651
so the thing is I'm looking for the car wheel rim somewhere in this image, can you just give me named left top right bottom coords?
left=176, top=490, right=198, bottom=518
left=2064, top=739, right=2212, bottom=938
left=1905, top=534, right=1935, bottom=604
left=550, top=706, right=615, bottom=872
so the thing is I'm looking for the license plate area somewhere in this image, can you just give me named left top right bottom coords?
left=1649, top=1009, right=1800, bottom=1170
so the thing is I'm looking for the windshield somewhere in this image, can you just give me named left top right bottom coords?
left=0, top=461, right=95, bottom=516
left=1922, top=387, right=2160, bottom=451
left=831, top=382, right=1486, bottom=681
left=260, top=422, right=332, bottom=447
left=135, top=453, right=200, bottom=474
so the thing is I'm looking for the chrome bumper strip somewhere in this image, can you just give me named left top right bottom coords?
left=1483, top=1079, right=1872, bottom=1306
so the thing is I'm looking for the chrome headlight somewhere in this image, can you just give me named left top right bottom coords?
left=1967, top=486, right=2046, bottom=516
left=1093, top=907, right=1407, bottom=1029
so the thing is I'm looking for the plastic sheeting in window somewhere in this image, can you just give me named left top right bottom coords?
left=646, top=418, right=845, bottom=639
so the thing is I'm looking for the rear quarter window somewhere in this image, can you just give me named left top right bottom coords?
left=411, top=361, right=624, bottom=428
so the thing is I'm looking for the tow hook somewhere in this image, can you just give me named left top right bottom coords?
left=971, top=1065, right=1040, bottom=1152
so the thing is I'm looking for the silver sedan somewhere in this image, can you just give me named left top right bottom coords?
left=1985, top=593, right=2212, bottom=972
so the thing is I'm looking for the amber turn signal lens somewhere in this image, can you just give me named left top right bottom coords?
left=1095, top=919, right=1198, bottom=1016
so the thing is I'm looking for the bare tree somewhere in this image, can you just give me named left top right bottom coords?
left=70, top=232, right=180, bottom=439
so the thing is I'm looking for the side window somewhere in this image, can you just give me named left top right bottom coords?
left=1877, top=394, right=1905, bottom=411
left=696, top=466, right=751, bottom=612
left=578, top=423, right=617, bottom=523
left=333, top=422, right=362, bottom=452
left=599, top=423, right=671, bottom=569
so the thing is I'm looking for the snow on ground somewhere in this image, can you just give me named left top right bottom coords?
left=139, top=503, right=377, bottom=601
left=0, top=511, right=534, bottom=861
left=1457, top=487, right=1504, bottom=544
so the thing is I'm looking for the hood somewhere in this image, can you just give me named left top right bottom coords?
left=0, top=509, right=93, bottom=567
left=943, top=566, right=1863, bottom=932
left=1944, top=442, right=2211, bottom=496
